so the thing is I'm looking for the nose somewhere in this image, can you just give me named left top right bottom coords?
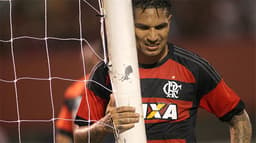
left=146, top=28, right=158, bottom=44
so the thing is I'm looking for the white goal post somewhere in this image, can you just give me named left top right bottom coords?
left=103, top=0, right=147, bottom=143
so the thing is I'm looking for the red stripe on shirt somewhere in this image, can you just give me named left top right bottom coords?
left=199, top=79, right=241, bottom=117
left=56, top=105, right=73, bottom=132
left=76, top=89, right=108, bottom=122
left=148, top=139, right=186, bottom=143
left=140, top=59, right=196, bottom=83
left=65, top=76, right=88, bottom=99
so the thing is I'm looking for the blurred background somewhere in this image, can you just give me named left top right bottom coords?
left=0, top=0, right=255, bottom=142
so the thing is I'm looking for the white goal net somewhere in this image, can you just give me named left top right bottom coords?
left=0, top=0, right=107, bottom=142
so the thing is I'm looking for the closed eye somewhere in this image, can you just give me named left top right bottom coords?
left=135, top=23, right=150, bottom=30
left=155, top=23, right=168, bottom=30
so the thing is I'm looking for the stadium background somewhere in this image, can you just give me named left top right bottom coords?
left=0, top=0, right=255, bottom=142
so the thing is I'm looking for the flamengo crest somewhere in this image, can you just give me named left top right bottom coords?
left=163, top=81, right=182, bottom=98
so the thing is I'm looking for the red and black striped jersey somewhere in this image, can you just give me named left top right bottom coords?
left=56, top=77, right=86, bottom=137
left=75, top=43, right=244, bottom=143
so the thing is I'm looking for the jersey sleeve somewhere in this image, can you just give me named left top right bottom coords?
left=56, top=105, right=74, bottom=137
left=75, top=88, right=108, bottom=126
left=75, top=62, right=112, bottom=126
left=56, top=77, right=85, bottom=136
left=197, top=58, right=245, bottom=121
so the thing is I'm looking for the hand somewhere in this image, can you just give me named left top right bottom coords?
left=104, top=94, right=140, bottom=134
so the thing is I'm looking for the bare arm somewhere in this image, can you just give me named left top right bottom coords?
left=73, top=114, right=113, bottom=143
left=73, top=95, right=140, bottom=143
left=228, top=110, right=252, bottom=143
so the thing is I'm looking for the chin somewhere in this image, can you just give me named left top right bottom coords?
left=143, top=50, right=161, bottom=57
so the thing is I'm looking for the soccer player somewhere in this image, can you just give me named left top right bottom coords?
left=55, top=41, right=101, bottom=143
left=74, top=0, right=252, bottom=143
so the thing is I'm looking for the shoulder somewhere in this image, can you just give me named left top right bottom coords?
left=171, top=44, right=210, bottom=69
left=170, top=44, right=221, bottom=84
left=64, top=77, right=86, bottom=99
left=90, top=61, right=108, bottom=76
left=88, top=61, right=109, bottom=82
left=87, top=61, right=112, bottom=98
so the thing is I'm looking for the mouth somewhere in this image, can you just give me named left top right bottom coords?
left=144, top=43, right=160, bottom=50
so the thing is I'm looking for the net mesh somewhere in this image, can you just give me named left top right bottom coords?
left=0, top=0, right=111, bottom=142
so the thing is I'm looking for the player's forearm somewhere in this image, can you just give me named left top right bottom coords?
left=229, top=110, right=252, bottom=143
left=73, top=123, right=109, bottom=143
left=74, top=114, right=113, bottom=143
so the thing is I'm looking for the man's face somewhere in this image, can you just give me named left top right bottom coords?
left=134, top=8, right=172, bottom=64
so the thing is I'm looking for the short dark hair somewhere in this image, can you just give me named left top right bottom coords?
left=132, top=0, right=172, bottom=15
